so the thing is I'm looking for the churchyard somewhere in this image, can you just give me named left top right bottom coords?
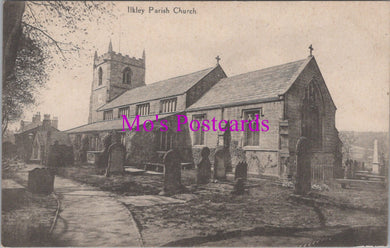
left=2, top=155, right=387, bottom=246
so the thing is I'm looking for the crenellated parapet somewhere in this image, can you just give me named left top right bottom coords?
left=94, top=51, right=145, bottom=68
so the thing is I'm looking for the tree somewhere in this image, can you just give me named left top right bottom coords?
left=3, top=1, right=115, bottom=135
left=339, top=131, right=356, bottom=160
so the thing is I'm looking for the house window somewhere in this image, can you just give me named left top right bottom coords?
left=136, top=103, right=150, bottom=116
left=158, top=131, right=175, bottom=151
left=160, top=98, right=177, bottom=113
left=103, top=110, right=113, bottom=120
left=118, top=107, right=130, bottom=119
left=89, top=134, right=100, bottom=151
left=243, top=110, right=260, bottom=146
left=98, top=67, right=103, bottom=86
left=193, top=114, right=205, bottom=145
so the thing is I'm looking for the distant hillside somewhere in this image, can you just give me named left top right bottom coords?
left=339, top=131, right=389, bottom=162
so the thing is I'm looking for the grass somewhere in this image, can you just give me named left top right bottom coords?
left=55, top=163, right=197, bottom=195
left=2, top=188, right=57, bottom=247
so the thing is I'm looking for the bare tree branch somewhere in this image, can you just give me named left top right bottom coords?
left=21, top=21, right=66, bottom=59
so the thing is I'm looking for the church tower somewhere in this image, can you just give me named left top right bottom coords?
left=88, top=41, right=146, bottom=123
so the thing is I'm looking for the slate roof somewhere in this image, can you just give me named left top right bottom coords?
left=51, top=131, right=72, bottom=146
left=17, top=121, right=40, bottom=134
left=187, top=57, right=312, bottom=111
left=66, top=113, right=178, bottom=133
left=98, top=67, right=216, bottom=111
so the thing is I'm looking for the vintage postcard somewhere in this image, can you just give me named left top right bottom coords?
left=2, top=1, right=389, bottom=247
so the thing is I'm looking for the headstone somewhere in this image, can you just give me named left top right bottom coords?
left=372, top=139, right=379, bottom=174
left=232, top=178, right=246, bottom=195
left=95, top=134, right=111, bottom=174
left=47, top=141, right=62, bottom=167
left=79, top=136, right=89, bottom=163
left=27, top=168, right=55, bottom=194
left=234, top=161, right=248, bottom=180
left=295, top=137, right=311, bottom=195
left=197, top=147, right=211, bottom=184
left=160, top=149, right=185, bottom=195
left=214, top=149, right=226, bottom=180
left=105, top=142, right=125, bottom=177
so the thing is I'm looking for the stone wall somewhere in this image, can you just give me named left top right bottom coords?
left=284, top=57, right=341, bottom=180
left=188, top=101, right=283, bottom=177
left=89, top=50, right=146, bottom=123
left=70, top=115, right=194, bottom=167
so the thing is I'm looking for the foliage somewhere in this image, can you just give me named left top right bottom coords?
left=339, top=131, right=356, bottom=160
left=3, top=1, right=116, bottom=134
left=2, top=33, right=49, bottom=133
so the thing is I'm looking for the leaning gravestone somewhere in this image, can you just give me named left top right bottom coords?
left=214, top=149, right=226, bottom=180
left=28, top=168, right=55, bottom=195
left=105, top=142, right=125, bottom=177
left=160, top=149, right=185, bottom=195
left=234, top=161, right=248, bottom=180
left=295, top=137, right=311, bottom=195
left=197, top=147, right=211, bottom=184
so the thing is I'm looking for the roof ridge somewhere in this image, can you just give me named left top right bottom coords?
left=146, top=66, right=215, bottom=86
left=281, top=56, right=314, bottom=95
left=98, top=66, right=217, bottom=111
left=224, top=57, right=309, bottom=80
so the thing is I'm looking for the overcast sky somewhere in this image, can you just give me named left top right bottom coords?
left=19, top=2, right=389, bottom=132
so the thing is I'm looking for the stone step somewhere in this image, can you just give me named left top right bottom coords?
left=145, top=171, right=164, bottom=175
left=124, top=167, right=146, bottom=175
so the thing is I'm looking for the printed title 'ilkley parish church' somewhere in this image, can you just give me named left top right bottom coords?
left=67, top=42, right=342, bottom=181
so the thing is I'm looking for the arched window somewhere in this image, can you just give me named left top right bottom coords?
left=301, top=80, right=323, bottom=149
left=98, top=67, right=103, bottom=86
left=122, top=67, right=132, bottom=85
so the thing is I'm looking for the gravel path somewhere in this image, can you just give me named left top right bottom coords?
left=51, top=176, right=142, bottom=247
left=12, top=164, right=141, bottom=247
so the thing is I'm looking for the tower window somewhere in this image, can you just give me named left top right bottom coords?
left=98, top=67, right=103, bottom=86
left=123, top=67, right=132, bottom=85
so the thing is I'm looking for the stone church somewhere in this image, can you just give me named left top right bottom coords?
left=67, top=42, right=342, bottom=182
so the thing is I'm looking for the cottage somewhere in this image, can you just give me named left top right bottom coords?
left=14, top=113, right=58, bottom=163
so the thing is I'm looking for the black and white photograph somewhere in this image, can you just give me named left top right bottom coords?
left=2, top=1, right=389, bottom=247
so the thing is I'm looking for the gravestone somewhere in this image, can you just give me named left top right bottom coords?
left=214, top=149, right=226, bottom=180
left=79, top=136, right=89, bottom=163
left=28, top=168, right=55, bottom=195
left=47, top=141, right=62, bottom=167
left=232, top=178, right=246, bottom=195
left=105, top=142, right=125, bottom=177
left=234, top=161, right=248, bottom=180
left=197, top=147, right=211, bottom=184
left=295, top=137, right=311, bottom=195
left=160, top=149, right=185, bottom=195
left=95, top=134, right=112, bottom=174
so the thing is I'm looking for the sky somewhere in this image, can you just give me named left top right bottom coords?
left=17, top=1, right=389, bottom=132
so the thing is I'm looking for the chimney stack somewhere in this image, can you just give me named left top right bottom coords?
left=51, top=116, right=58, bottom=129
left=32, top=112, right=41, bottom=123
left=42, top=114, right=51, bottom=130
